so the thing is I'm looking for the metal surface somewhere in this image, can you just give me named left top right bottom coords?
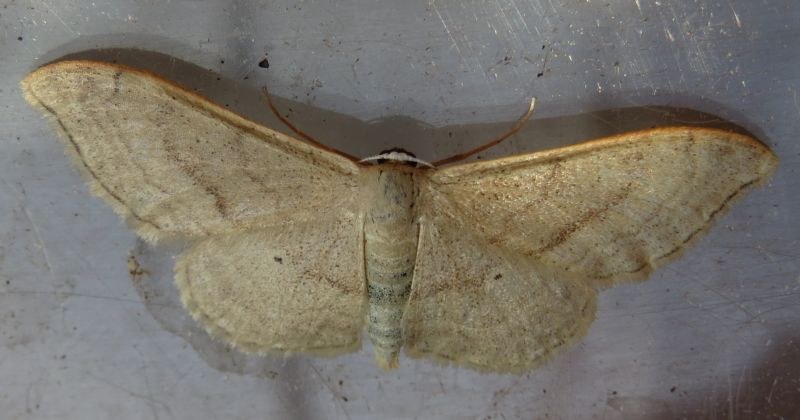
left=1, top=1, right=798, bottom=418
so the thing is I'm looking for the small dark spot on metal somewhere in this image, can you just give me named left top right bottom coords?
left=537, top=72, right=544, bottom=77
left=17, top=36, right=23, bottom=41
left=259, top=57, right=270, bottom=68
left=670, top=386, right=676, bottom=393
left=342, top=396, right=348, bottom=402
left=220, top=59, right=225, bottom=64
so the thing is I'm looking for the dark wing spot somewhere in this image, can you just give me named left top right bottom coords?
left=113, top=71, right=122, bottom=93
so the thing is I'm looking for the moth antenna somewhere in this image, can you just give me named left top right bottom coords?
left=432, top=97, right=536, bottom=166
left=260, top=86, right=359, bottom=161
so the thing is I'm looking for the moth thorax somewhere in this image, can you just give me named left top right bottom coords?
left=360, top=148, right=434, bottom=168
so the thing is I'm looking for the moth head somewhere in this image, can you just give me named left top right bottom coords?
left=359, top=148, right=434, bottom=168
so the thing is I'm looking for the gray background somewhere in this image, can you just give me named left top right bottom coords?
left=1, top=0, right=798, bottom=418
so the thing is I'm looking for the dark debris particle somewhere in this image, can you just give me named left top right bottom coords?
left=670, top=386, right=676, bottom=393
left=494, top=273, right=503, bottom=280
left=274, top=256, right=283, bottom=264
left=258, top=58, right=270, bottom=68
left=342, top=396, right=348, bottom=402
left=17, top=36, right=23, bottom=41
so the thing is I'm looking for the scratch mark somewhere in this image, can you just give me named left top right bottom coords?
left=134, top=346, right=170, bottom=420
left=729, top=2, right=742, bottom=28
left=350, top=57, right=359, bottom=83
left=766, top=377, right=779, bottom=405
left=634, top=0, right=641, bottom=12
left=25, top=381, right=35, bottom=414
left=664, top=27, right=675, bottom=42
left=430, top=1, right=465, bottom=66
left=87, top=372, right=172, bottom=419
left=1, top=289, right=175, bottom=307
left=309, top=364, right=352, bottom=420
left=508, top=0, right=532, bottom=35
left=37, top=1, right=78, bottom=36
left=538, top=47, right=550, bottom=78
left=20, top=199, right=53, bottom=273
left=672, top=267, right=761, bottom=324
left=748, top=302, right=799, bottom=321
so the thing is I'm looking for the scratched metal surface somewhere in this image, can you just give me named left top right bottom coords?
left=1, top=1, right=798, bottom=418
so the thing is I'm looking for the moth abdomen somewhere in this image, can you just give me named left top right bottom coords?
left=363, top=166, right=419, bottom=370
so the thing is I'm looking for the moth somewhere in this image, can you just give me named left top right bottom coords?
left=21, top=60, right=777, bottom=373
